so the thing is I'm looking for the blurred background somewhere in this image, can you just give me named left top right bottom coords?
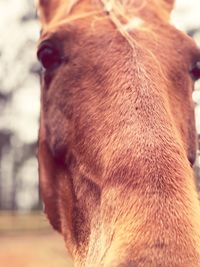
left=0, top=0, right=199, bottom=266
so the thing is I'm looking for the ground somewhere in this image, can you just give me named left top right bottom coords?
left=0, top=213, right=73, bottom=267
left=0, top=232, right=73, bottom=267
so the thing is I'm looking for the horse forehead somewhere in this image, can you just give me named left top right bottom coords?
left=122, top=17, right=144, bottom=31
left=43, top=14, right=146, bottom=35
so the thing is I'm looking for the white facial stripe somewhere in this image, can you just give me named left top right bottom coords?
left=122, top=17, right=144, bottom=31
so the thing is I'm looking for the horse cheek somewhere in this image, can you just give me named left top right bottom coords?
left=39, top=120, right=76, bottom=255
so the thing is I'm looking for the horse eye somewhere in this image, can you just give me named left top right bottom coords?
left=37, top=41, right=62, bottom=70
left=190, top=61, right=200, bottom=81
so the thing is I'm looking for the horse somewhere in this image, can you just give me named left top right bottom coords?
left=36, top=0, right=200, bottom=266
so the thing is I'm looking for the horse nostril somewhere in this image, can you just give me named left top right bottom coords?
left=188, top=154, right=196, bottom=166
left=51, top=143, right=76, bottom=170
left=51, top=144, right=67, bottom=165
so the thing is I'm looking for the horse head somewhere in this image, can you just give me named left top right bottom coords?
left=37, top=0, right=200, bottom=266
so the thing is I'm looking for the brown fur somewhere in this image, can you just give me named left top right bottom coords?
left=37, top=0, right=200, bottom=266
